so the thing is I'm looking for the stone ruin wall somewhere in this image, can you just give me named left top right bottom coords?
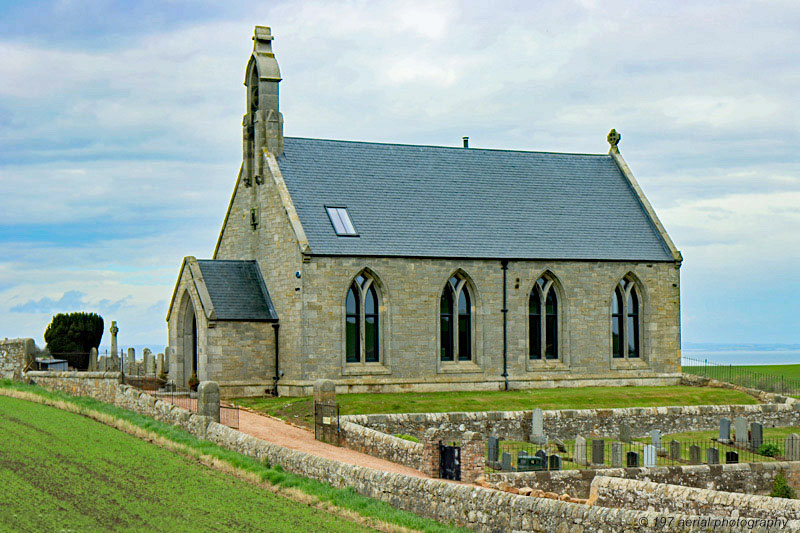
left=25, top=371, right=122, bottom=404
left=342, top=401, right=800, bottom=442
left=0, top=338, right=34, bottom=381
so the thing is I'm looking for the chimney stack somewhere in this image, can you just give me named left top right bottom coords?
left=462, top=136, right=469, bottom=148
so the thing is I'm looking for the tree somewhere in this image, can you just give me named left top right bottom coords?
left=44, top=312, right=104, bottom=369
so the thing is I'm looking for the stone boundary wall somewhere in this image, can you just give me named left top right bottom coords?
left=0, top=338, right=34, bottom=380
left=681, top=373, right=796, bottom=405
left=339, top=421, right=424, bottom=471
left=17, top=379, right=786, bottom=531
left=589, top=475, right=800, bottom=521
left=343, top=402, right=800, bottom=441
left=486, top=461, right=800, bottom=499
left=26, top=371, right=122, bottom=404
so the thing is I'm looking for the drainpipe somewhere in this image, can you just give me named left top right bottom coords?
left=501, top=260, right=509, bottom=391
left=272, top=323, right=280, bottom=396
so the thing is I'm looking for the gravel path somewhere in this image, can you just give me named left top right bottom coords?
left=238, top=409, right=430, bottom=478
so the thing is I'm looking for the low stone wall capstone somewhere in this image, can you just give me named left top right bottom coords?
left=0, top=338, right=34, bottom=380
left=486, top=461, right=800, bottom=499
left=589, top=475, right=800, bottom=521
left=343, top=402, right=800, bottom=442
left=339, top=421, right=424, bottom=471
left=26, top=371, right=122, bottom=404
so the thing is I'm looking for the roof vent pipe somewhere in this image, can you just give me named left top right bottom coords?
left=462, top=136, right=469, bottom=148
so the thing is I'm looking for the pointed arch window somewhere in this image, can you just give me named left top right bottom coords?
left=612, top=277, right=640, bottom=359
left=441, top=273, right=472, bottom=362
left=345, top=273, right=380, bottom=363
left=530, top=275, right=559, bottom=360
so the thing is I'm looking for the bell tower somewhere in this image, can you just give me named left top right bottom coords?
left=243, top=26, right=283, bottom=187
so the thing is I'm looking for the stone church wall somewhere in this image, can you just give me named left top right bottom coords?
left=277, top=255, right=680, bottom=395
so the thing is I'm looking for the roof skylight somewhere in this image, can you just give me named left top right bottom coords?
left=326, top=206, right=358, bottom=236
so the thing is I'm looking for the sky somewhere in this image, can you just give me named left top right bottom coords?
left=0, top=0, right=798, bottom=352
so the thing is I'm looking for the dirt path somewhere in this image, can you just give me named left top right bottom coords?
left=238, top=409, right=430, bottom=478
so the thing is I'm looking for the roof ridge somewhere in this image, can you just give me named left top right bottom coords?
left=283, top=136, right=610, bottom=157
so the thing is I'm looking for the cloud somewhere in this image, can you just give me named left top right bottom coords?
left=10, top=290, right=88, bottom=313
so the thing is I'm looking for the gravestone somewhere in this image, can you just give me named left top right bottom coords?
left=592, top=439, right=605, bottom=466
left=548, top=454, right=562, bottom=471
left=535, top=449, right=548, bottom=463
left=734, top=416, right=748, bottom=444
left=144, top=349, right=155, bottom=374
left=531, top=408, right=546, bottom=444
left=574, top=436, right=587, bottom=466
left=126, top=347, right=136, bottom=374
left=611, top=442, right=623, bottom=467
left=626, top=451, right=639, bottom=467
left=501, top=452, right=511, bottom=471
left=518, top=450, right=528, bottom=459
left=785, top=433, right=800, bottom=461
left=618, top=423, right=632, bottom=443
left=669, top=440, right=681, bottom=461
left=487, top=436, right=499, bottom=463
left=643, top=445, right=657, bottom=467
left=689, top=445, right=701, bottom=465
left=164, top=348, right=171, bottom=371
left=750, top=422, right=763, bottom=451
left=719, top=417, right=731, bottom=443
left=650, top=430, right=661, bottom=449
left=89, top=347, right=98, bottom=371
left=706, top=447, right=719, bottom=465
left=156, top=353, right=165, bottom=377
left=725, top=451, right=739, bottom=464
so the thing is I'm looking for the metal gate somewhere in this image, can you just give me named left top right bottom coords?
left=314, top=401, right=340, bottom=446
left=439, top=442, right=461, bottom=481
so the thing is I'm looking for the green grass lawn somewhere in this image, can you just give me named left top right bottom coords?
left=0, top=394, right=375, bottom=533
left=235, top=385, right=758, bottom=428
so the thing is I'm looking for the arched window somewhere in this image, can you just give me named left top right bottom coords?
left=530, top=275, right=559, bottom=360
left=345, top=272, right=380, bottom=363
left=612, top=276, right=640, bottom=359
left=441, top=273, right=472, bottom=362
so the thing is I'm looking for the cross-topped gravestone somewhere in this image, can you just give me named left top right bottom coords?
left=786, top=434, right=800, bottom=461
left=592, top=439, right=605, bottom=466
left=109, top=321, right=118, bottom=363
left=575, top=436, right=587, bottom=466
left=643, top=445, right=657, bottom=467
left=706, top=447, right=719, bottom=465
left=611, top=442, right=623, bottom=467
left=669, top=440, right=681, bottom=461
left=626, top=451, right=639, bottom=468
left=618, top=423, right=632, bottom=443
left=750, top=422, right=763, bottom=451
left=734, top=416, right=748, bottom=444
left=689, top=445, right=701, bottom=465
left=719, top=417, right=731, bottom=443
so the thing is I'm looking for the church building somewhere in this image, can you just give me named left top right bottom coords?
left=166, top=26, right=683, bottom=398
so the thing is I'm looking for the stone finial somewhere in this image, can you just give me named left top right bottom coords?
left=607, top=129, right=621, bottom=153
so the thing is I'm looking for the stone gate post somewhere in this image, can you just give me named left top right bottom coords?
left=198, top=381, right=220, bottom=423
left=421, top=428, right=441, bottom=478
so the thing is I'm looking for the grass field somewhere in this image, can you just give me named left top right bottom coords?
left=684, top=363, right=800, bottom=380
left=0, top=395, right=374, bottom=533
left=235, top=385, right=758, bottom=429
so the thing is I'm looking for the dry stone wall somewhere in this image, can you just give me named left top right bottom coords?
left=487, top=461, right=800, bottom=499
left=343, top=402, right=800, bottom=441
left=26, top=371, right=121, bottom=404
left=339, top=421, right=424, bottom=471
left=590, top=476, right=800, bottom=522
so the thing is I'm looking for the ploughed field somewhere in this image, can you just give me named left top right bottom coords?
left=235, top=385, right=758, bottom=429
left=0, top=395, right=373, bottom=533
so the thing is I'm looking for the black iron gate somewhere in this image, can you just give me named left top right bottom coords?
left=439, top=441, right=461, bottom=481
left=314, top=401, right=340, bottom=446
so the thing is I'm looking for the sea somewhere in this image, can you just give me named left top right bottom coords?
left=682, top=343, right=800, bottom=366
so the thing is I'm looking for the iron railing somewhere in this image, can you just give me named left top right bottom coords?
left=487, top=436, right=797, bottom=472
left=681, top=355, right=800, bottom=396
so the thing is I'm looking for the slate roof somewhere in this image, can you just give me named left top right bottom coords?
left=196, top=260, right=278, bottom=321
left=276, top=137, right=674, bottom=262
